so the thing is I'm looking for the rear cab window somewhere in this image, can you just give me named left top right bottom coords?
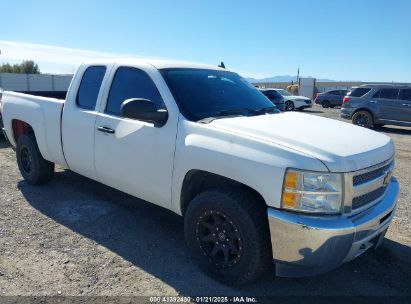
left=105, top=67, right=164, bottom=117
left=76, top=66, right=106, bottom=110
left=348, top=88, right=371, bottom=97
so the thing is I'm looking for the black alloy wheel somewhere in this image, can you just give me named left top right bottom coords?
left=196, top=210, right=243, bottom=268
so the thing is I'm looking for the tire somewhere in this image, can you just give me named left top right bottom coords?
left=16, top=133, right=54, bottom=185
left=322, top=100, right=330, bottom=108
left=285, top=100, right=295, bottom=111
left=184, top=188, right=272, bottom=285
left=352, top=110, right=374, bottom=128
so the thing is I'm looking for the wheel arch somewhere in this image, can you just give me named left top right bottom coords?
left=351, top=107, right=376, bottom=118
left=180, top=169, right=267, bottom=217
left=12, top=119, right=35, bottom=143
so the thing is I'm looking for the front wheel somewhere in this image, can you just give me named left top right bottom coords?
left=16, top=133, right=54, bottom=185
left=285, top=100, right=295, bottom=111
left=352, top=110, right=374, bottom=128
left=184, top=189, right=272, bottom=285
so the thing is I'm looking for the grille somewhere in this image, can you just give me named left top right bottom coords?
left=353, top=162, right=392, bottom=186
left=352, top=186, right=386, bottom=210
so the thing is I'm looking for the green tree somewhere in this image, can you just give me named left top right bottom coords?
left=0, top=60, right=40, bottom=74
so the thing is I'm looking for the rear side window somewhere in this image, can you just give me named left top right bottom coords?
left=76, top=66, right=106, bottom=110
left=378, top=89, right=399, bottom=100
left=106, top=67, right=164, bottom=116
left=399, top=89, right=411, bottom=101
left=348, top=88, right=371, bottom=97
left=262, top=90, right=283, bottom=100
left=328, top=90, right=340, bottom=95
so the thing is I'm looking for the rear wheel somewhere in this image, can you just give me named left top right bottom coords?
left=322, top=100, right=330, bottom=108
left=184, top=189, right=271, bottom=285
left=352, top=110, right=374, bottom=128
left=16, top=133, right=54, bottom=185
left=285, top=100, right=295, bottom=111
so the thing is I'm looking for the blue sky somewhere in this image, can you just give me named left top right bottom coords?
left=0, top=0, right=410, bottom=81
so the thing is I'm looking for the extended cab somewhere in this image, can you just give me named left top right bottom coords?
left=1, top=59, right=399, bottom=284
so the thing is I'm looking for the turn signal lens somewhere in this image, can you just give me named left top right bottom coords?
left=282, top=192, right=298, bottom=208
left=284, top=172, right=299, bottom=189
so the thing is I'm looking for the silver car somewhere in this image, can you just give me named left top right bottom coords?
left=341, top=84, right=411, bottom=128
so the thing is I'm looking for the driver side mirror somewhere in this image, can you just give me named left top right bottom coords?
left=120, top=98, right=168, bottom=127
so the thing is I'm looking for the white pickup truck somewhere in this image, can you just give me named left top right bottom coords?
left=1, top=59, right=399, bottom=285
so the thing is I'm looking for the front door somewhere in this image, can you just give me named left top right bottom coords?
left=94, top=66, right=178, bottom=208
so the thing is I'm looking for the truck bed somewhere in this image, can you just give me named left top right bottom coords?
left=1, top=91, right=68, bottom=167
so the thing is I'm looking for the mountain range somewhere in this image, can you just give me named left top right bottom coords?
left=246, top=75, right=334, bottom=83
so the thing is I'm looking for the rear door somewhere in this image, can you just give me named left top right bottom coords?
left=62, top=65, right=108, bottom=180
left=372, top=88, right=401, bottom=121
left=398, top=88, right=411, bottom=122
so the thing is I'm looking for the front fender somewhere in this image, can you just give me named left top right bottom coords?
left=171, top=119, right=328, bottom=214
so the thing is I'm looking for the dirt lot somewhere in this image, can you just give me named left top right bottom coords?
left=0, top=105, right=410, bottom=297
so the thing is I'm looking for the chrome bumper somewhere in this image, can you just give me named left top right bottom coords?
left=267, top=177, right=399, bottom=277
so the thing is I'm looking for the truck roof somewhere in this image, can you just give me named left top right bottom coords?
left=81, top=58, right=227, bottom=71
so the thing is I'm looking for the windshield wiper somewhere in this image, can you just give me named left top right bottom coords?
left=198, top=106, right=279, bottom=124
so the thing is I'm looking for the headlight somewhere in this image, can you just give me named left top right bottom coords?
left=281, top=169, right=343, bottom=214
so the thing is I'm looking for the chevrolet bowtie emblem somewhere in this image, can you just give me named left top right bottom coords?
left=383, top=171, right=392, bottom=187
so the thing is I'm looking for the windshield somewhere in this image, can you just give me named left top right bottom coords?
left=161, top=68, right=277, bottom=121
left=277, top=89, right=291, bottom=96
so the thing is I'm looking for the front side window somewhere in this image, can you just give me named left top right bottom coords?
left=76, top=66, right=106, bottom=110
left=379, top=89, right=399, bottom=100
left=106, top=67, right=164, bottom=117
left=161, top=68, right=276, bottom=121
left=399, top=89, right=411, bottom=101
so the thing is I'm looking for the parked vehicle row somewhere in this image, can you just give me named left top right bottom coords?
left=259, top=88, right=312, bottom=111
left=1, top=59, right=398, bottom=285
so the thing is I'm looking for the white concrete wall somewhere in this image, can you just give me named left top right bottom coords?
left=0, top=73, right=73, bottom=92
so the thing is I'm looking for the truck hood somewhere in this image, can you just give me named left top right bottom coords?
left=209, top=112, right=394, bottom=172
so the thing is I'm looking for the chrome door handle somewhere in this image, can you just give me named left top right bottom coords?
left=369, top=100, right=377, bottom=103
left=97, top=126, right=115, bottom=134
left=403, top=104, right=411, bottom=107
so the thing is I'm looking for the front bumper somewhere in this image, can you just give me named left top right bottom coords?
left=267, top=177, right=399, bottom=277
left=2, top=127, right=10, bottom=142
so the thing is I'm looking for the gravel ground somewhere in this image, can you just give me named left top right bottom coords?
left=0, top=105, right=410, bottom=297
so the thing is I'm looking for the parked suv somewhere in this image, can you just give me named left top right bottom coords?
left=259, top=89, right=286, bottom=111
left=315, top=90, right=349, bottom=108
left=341, top=84, right=411, bottom=128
